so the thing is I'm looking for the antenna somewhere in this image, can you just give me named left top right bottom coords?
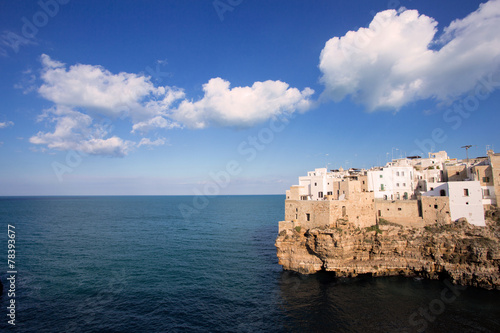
left=461, top=145, right=472, bottom=178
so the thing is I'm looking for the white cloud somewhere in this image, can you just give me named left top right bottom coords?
left=38, top=54, right=185, bottom=122
left=132, top=116, right=181, bottom=134
left=319, top=0, right=500, bottom=111
left=137, top=137, right=167, bottom=148
left=0, top=121, right=14, bottom=129
left=171, top=77, right=314, bottom=128
left=31, top=56, right=314, bottom=155
left=29, top=106, right=133, bottom=157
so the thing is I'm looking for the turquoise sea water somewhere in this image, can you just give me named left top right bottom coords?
left=0, top=195, right=499, bottom=332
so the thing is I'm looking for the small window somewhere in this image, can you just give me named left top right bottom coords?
left=403, top=183, right=406, bottom=187
left=401, top=171, right=405, bottom=176
left=380, top=184, right=385, bottom=191
left=466, top=202, right=469, bottom=205
left=380, top=175, right=383, bottom=178
left=327, top=191, right=333, bottom=195
left=440, top=189, right=446, bottom=196
left=483, top=189, right=490, bottom=197
left=464, top=188, right=469, bottom=196
left=396, top=183, right=400, bottom=187
left=318, top=192, right=323, bottom=198
left=430, top=187, right=434, bottom=191
left=378, top=210, right=381, bottom=217
left=396, top=172, right=400, bottom=176
left=306, top=213, right=310, bottom=221
left=398, top=208, right=402, bottom=211
left=434, top=205, right=438, bottom=209
left=456, top=171, right=460, bottom=175
left=483, top=177, right=490, bottom=183
left=362, top=181, right=365, bottom=184
left=314, top=182, right=317, bottom=186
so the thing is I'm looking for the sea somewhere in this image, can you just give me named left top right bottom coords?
left=0, top=195, right=499, bottom=332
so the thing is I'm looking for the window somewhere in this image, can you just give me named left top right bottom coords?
left=464, top=188, right=469, bottom=196
left=396, top=172, right=400, bottom=176
left=434, top=205, right=438, bottom=209
left=396, top=183, right=400, bottom=187
left=398, top=208, right=402, bottom=211
left=378, top=210, right=381, bottom=217
left=327, top=191, right=333, bottom=196
left=380, top=175, right=383, bottom=178
left=318, top=192, right=323, bottom=198
left=483, top=189, right=490, bottom=198
left=440, top=189, right=446, bottom=196
left=380, top=184, right=385, bottom=191
left=306, top=213, right=310, bottom=221
left=342, top=206, right=346, bottom=217
left=314, top=182, right=317, bottom=186
left=483, top=177, right=490, bottom=183
left=403, top=192, right=408, bottom=200
left=456, top=171, right=460, bottom=175
left=401, top=171, right=405, bottom=176
left=383, top=195, right=388, bottom=200
left=396, top=193, right=400, bottom=200
left=362, top=181, right=365, bottom=185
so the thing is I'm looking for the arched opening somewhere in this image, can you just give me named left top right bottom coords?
left=440, top=189, right=446, bottom=196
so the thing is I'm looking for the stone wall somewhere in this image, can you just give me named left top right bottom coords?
left=421, top=196, right=451, bottom=224
left=490, top=153, right=500, bottom=205
left=375, top=199, right=424, bottom=227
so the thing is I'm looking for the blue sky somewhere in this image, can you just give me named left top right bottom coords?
left=0, top=0, right=499, bottom=195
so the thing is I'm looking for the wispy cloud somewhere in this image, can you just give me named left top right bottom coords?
left=0, top=121, right=14, bottom=129
left=319, top=0, right=500, bottom=111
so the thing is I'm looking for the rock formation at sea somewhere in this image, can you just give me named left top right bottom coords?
left=275, top=208, right=500, bottom=290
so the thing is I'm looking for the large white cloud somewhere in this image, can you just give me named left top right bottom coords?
left=170, top=77, right=314, bottom=128
left=319, top=0, right=500, bottom=111
left=38, top=54, right=184, bottom=122
left=33, top=56, right=314, bottom=156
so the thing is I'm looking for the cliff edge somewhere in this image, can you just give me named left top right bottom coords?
left=275, top=209, right=500, bottom=290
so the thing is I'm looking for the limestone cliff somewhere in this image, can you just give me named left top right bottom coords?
left=275, top=209, right=500, bottom=290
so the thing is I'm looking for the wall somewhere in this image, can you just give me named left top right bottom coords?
left=447, top=181, right=485, bottom=226
left=375, top=199, right=424, bottom=227
left=490, top=153, right=500, bottom=206
left=421, top=196, right=451, bottom=225
left=445, top=164, right=468, bottom=181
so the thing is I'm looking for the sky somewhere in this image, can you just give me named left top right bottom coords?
left=0, top=0, right=499, bottom=195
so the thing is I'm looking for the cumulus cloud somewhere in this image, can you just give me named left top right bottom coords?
left=170, top=77, right=314, bottom=128
left=32, top=55, right=314, bottom=155
left=29, top=106, right=133, bottom=157
left=0, top=121, right=14, bottom=129
left=319, top=0, right=500, bottom=111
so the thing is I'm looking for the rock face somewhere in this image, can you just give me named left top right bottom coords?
left=275, top=211, right=500, bottom=290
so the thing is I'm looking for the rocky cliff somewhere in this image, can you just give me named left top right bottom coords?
left=275, top=209, right=500, bottom=290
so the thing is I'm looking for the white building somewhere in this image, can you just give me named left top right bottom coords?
left=368, top=165, right=415, bottom=200
left=422, top=181, right=485, bottom=227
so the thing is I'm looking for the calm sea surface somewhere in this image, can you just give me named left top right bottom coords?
left=0, top=195, right=499, bottom=332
